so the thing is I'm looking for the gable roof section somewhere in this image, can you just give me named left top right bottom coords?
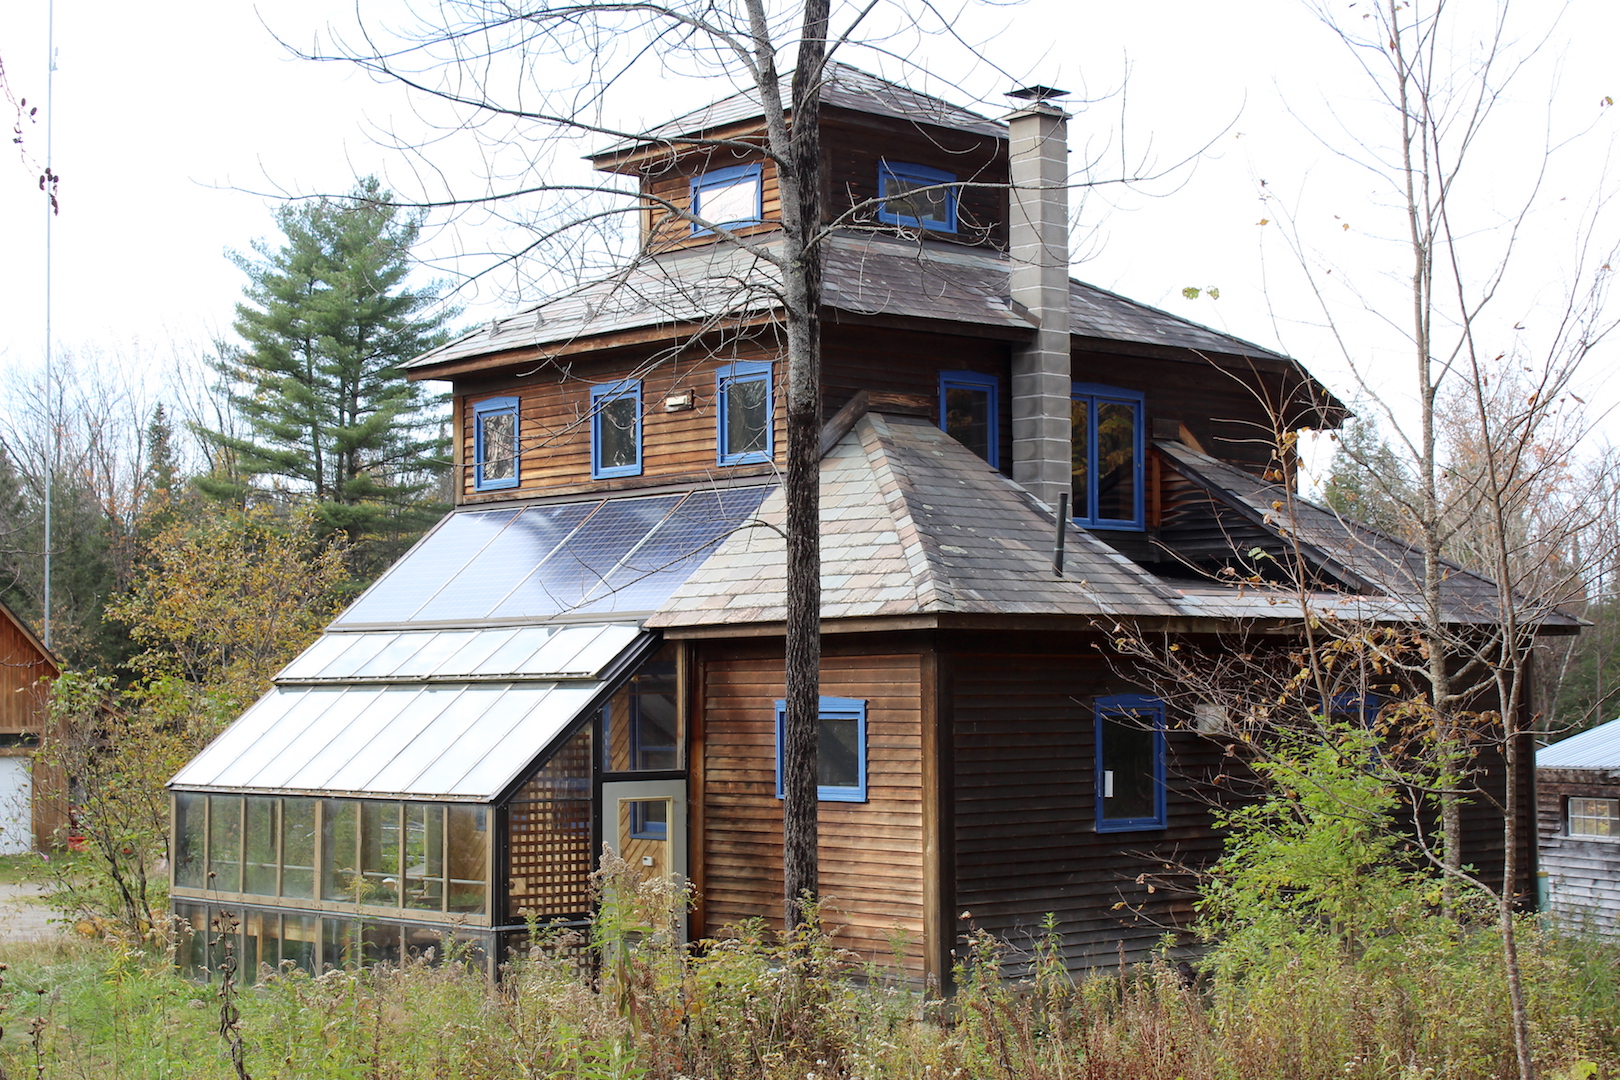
left=1156, top=439, right=1579, bottom=630
left=1539, top=717, right=1620, bottom=770
left=0, top=596, right=58, bottom=675
left=591, top=62, right=1005, bottom=163
left=648, top=410, right=1184, bottom=628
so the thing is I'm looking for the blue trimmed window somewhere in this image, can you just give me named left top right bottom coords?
left=472, top=396, right=519, bottom=491
left=878, top=161, right=957, bottom=232
left=939, top=370, right=999, bottom=468
left=1325, top=691, right=1382, bottom=727
left=1071, top=384, right=1145, bottom=529
left=775, top=696, right=868, bottom=803
left=717, top=361, right=773, bottom=465
left=629, top=800, right=669, bottom=840
left=591, top=381, right=643, bottom=479
left=1095, top=694, right=1166, bottom=832
left=690, top=163, right=763, bottom=234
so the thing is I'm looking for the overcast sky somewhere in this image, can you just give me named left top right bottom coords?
left=2, top=1, right=1616, bottom=451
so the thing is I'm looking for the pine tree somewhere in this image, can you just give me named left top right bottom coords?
left=199, top=177, right=454, bottom=568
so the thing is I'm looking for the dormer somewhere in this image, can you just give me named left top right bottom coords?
left=588, top=64, right=1009, bottom=256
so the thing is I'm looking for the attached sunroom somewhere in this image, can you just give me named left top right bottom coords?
left=169, top=486, right=766, bottom=979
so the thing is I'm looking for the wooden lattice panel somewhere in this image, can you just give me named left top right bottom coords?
left=506, top=726, right=594, bottom=920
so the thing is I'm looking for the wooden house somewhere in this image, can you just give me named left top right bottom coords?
left=1537, top=719, right=1620, bottom=934
left=0, top=597, right=62, bottom=853
left=169, top=66, right=1555, bottom=982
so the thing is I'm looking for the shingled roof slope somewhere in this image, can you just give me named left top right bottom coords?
left=646, top=410, right=1185, bottom=628
left=406, top=234, right=1316, bottom=376
left=592, top=62, right=1005, bottom=160
left=1156, top=439, right=1579, bottom=629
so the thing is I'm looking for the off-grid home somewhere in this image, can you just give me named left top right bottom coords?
left=169, top=66, right=1550, bottom=982
left=1537, top=718, right=1620, bottom=934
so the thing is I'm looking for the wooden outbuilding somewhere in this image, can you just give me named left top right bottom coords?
left=0, top=598, right=62, bottom=853
left=170, top=66, right=1557, bottom=982
left=1537, top=718, right=1620, bottom=933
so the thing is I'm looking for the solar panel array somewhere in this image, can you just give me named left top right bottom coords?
left=336, top=486, right=770, bottom=627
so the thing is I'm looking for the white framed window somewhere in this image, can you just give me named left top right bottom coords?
left=690, top=164, right=763, bottom=234
left=1568, top=797, right=1619, bottom=838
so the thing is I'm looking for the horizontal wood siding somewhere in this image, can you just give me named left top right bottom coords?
left=950, top=645, right=1223, bottom=973
left=1537, top=767, right=1620, bottom=931
left=822, top=114, right=1007, bottom=249
left=698, top=641, right=927, bottom=976
left=641, top=146, right=781, bottom=256
left=456, top=342, right=785, bottom=502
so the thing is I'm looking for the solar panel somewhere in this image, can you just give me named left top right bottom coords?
left=491, top=494, right=686, bottom=620
left=336, top=508, right=522, bottom=625
left=414, top=501, right=598, bottom=622
left=580, top=486, right=769, bottom=613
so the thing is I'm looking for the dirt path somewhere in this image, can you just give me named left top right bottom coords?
left=0, top=881, right=59, bottom=943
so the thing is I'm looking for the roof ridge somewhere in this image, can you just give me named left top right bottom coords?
left=855, top=412, right=955, bottom=612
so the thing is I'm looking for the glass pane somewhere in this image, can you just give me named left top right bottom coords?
left=334, top=508, right=521, bottom=625
left=1101, top=711, right=1157, bottom=821
left=1095, top=401, right=1137, bottom=522
left=480, top=409, right=516, bottom=482
left=885, top=175, right=950, bottom=223
left=174, top=792, right=205, bottom=889
left=320, top=799, right=360, bottom=902
left=819, top=718, right=861, bottom=790
left=405, top=803, right=445, bottom=911
left=207, top=795, right=243, bottom=892
left=175, top=902, right=209, bottom=978
left=697, top=174, right=759, bottom=225
left=280, top=913, right=318, bottom=973
left=629, top=799, right=669, bottom=839
left=631, top=663, right=679, bottom=771
left=243, top=796, right=279, bottom=896
left=362, top=922, right=402, bottom=966
left=598, top=394, right=639, bottom=469
left=240, top=908, right=272, bottom=985
left=282, top=797, right=317, bottom=899
left=727, top=376, right=769, bottom=456
left=945, top=385, right=991, bottom=463
left=323, top=917, right=360, bottom=969
left=360, top=801, right=402, bottom=907
left=1070, top=399, right=1090, bottom=518
left=1570, top=797, right=1620, bottom=838
left=446, top=805, right=489, bottom=915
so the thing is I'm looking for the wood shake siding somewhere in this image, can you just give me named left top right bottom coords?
left=697, top=642, right=927, bottom=977
left=950, top=646, right=1222, bottom=970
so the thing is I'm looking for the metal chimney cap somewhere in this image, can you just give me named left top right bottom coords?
left=1006, top=85, right=1068, bottom=103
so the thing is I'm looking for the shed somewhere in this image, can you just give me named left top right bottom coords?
left=1537, top=718, right=1620, bottom=932
left=0, top=598, right=61, bottom=853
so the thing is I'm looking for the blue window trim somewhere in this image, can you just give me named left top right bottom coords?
left=472, top=396, right=520, bottom=491
left=878, top=160, right=958, bottom=233
left=690, top=163, right=764, bottom=234
left=938, top=370, right=1000, bottom=469
left=716, top=360, right=774, bottom=465
left=1071, top=382, right=1146, bottom=530
left=628, top=801, right=668, bottom=840
left=774, top=696, right=868, bottom=803
left=1095, top=694, right=1167, bottom=832
left=1324, top=691, right=1383, bottom=727
left=590, top=381, right=643, bottom=479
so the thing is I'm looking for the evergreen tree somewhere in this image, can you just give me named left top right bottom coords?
left=198, top=177, right=454, bottom=568
left=1320, top=409, right=1414, bottom=539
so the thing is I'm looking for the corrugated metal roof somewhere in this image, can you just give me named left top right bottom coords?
left=591, top=62, right=1005, bottom=159
left=1539, top=717, right=1620, bottom=770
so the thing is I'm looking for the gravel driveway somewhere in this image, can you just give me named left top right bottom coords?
left=0, top=881, right=59, bottom=943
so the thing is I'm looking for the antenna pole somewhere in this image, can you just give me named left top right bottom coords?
left=41, top=0, right=55, bottom=650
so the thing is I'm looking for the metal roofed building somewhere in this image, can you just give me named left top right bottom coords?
left=171, top=64, right=1560, bottom=983
left=1537, top=718, right=1620, bottom=933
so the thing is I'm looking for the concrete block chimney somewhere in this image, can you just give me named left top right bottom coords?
left=1005, top=88, right=1072, bottom=511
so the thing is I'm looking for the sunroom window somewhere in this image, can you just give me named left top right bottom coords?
left=1071, top=383, right=1145, bottom=529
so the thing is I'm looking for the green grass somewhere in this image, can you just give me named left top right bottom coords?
left=0, top=852, right=50, bottom=887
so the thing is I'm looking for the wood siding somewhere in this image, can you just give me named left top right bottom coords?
left=696, top=639, right=928, bottom=977
left=948, top=638, right=1224, bottom=973
left=455, top=341, right=785, bottom=503
left=0, top=608, right=61, bottom=850
left=1537, top=766, right=1620, bottom=932
left=640, top=144, right=781, bottom=256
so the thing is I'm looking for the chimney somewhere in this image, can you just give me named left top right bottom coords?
left=1005, top=86, right=1072, bottom=511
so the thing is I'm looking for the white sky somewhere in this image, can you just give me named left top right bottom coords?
left=1, top=0, right=1616, bottom=455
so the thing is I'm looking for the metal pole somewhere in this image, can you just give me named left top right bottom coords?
left=42, top=0, right=55, bottom=650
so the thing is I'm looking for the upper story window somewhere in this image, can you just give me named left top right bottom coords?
left=878, top=161, right=957, bottom=233
left=1095, top=694, right=1166, bottom=832
left=717, top=360, right=773, bottom=465
left=690, top=163, right=763, bottom=234
left=775, top=696, right=868, bottom=803
left=591, top=381, right=643, bottom=479
left=939, top=370, right=999, bottom=469
left=473, top=396, right=519, bottom=491
left=1568, top=797, right=1619, bottom=838
left=1071, top=383, right=1145, bottom=530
